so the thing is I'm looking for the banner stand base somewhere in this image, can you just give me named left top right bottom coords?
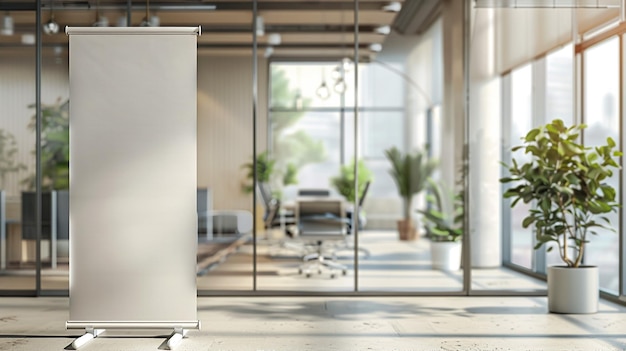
left=66, top=321, right=200, bottom=350
left=71, top=327, right=104, bottom=349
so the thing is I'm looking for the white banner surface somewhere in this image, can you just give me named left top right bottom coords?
left=67, top=27, right=199, bottom=326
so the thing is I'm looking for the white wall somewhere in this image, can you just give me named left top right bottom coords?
left=197, top=55, right=268, bottom=212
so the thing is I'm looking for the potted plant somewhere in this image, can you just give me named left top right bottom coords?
left=384, top=146, right=437, bottom=241
left=242, top=151, right=276, bottom=194
left=331, top=159, right=372, bottom=203
left=418, top=179, right=463, bottom=270
left=330, top=159, right=373, bottom=229
left=500, top=119, right=621, bottom=313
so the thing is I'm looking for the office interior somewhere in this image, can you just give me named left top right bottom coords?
left=0, top=0, right=624, bottom=306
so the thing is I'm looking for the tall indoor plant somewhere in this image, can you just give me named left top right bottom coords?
left=500, top=119, right=621, bottom=313
left=385, top=146, right=437, bottom=241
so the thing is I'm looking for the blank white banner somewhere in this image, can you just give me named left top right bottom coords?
left=67, top=27, right=199, bottom=325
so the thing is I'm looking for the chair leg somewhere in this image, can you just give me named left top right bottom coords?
left=298, top=250, right=348, bottom=278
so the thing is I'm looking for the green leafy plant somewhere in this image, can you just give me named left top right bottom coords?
left=241, top=151, right=300, bottom=199
left=500, top=119, right=621, bottom=267
left=384, top=146, right=438, bottom=220
left=283, top=162, right=298, bottom=186
left=330, top=159, right=373, bottom=203
left=0, top=130, right=26, bottom=185
left=241, top=151, right=275, bottom=194
left=23, top=98, right=69, bottom=190
left=418, top=179, right=463, bottom=242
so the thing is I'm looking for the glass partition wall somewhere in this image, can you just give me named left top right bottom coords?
left=0, top=44, right=38, bottom=293
left=5, top=0, right=626, bottom=302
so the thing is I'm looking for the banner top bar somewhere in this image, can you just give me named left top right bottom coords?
left=66, top=26, right=201, bottom=36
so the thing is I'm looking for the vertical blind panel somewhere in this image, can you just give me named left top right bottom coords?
left=494, top=7, right=618, bottom=73
left=476, top=0, right=620, bottom=8
left=68, top=28, right=198, bottom=323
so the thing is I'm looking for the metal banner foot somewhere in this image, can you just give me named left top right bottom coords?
left=71, top=327, right=104, bottom=349
left=166, top=328, right=188, bottom=350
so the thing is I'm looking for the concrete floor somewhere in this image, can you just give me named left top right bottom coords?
left=1, top=296, right=626, bottom=350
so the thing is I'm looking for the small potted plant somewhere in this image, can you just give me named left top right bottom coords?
left=385, top=146, right=437, bottom=241
left=331, top=160, right=372, bottom=203
left=500, top=119, right=621, bottom=313
left=330, top=159, right=373, bottom=229
left=418, top=179, right=463, bottom=270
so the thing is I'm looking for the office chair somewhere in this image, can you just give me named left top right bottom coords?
left=258, top=182, right=295, bottom=231
left=296, top=199, right=349, bottom=278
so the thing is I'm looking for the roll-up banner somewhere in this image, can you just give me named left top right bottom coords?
left=66, top=27, right=200, bottom=337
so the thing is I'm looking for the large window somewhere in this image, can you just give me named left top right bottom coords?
left=269, top=62, right=405, bottom=201
left=583, top=37, right=621, bottom=294
left=509, top=63, right=534, bottom=269
left=545, top=44, right=575, bottom=268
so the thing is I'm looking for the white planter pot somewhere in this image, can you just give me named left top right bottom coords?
left=430, top=241, right=462, bottom=271
left=547, top=266, right=598, bottom=314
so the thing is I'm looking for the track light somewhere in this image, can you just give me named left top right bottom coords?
left=369, top=43, right=383, bottom=52
left=374, top=25, right=391, bottom=35
left=267, top=33, right=281, bottom=45
left=117, top=16, right=127, bottom=27
left=1, top=13, right=13, bottom=36
left=21, top=33, right=35, bottom=45
left=382, top=2, right=402, bottom=12
left=256, top=16, right=265, bottom=37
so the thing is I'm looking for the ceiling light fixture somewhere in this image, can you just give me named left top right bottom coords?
left=140, top=0, right=159, bottom=27
left=374, top=25, right=391, bottom=35
left=316, top=81, right=331, bottom=100
left=382, top=2, right=402, bottom=12
left=267, top=33, right=281, bottom=45
left=369, top=43, right=383, bottom=52
left=341, top=57, right=352, bottom=72
left=43, top=0, right=59, bottom=35
left=117, top=16, right=127, bottom=27
left=21, top=33, right=35, bottom=45
left=43, top=17, right=60, bottom=34
left=264, top=46, right=274, bottom=58
left=333, top=78, right=347, bottom=94
left=256, top=16, right=265, bottom=37
left=92, top=0, right=109, bottom=27
left=1, top=13, right=13, bottom=36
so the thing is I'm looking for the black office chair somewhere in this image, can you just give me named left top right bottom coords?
left=258, top=182, right=295, bottom=231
